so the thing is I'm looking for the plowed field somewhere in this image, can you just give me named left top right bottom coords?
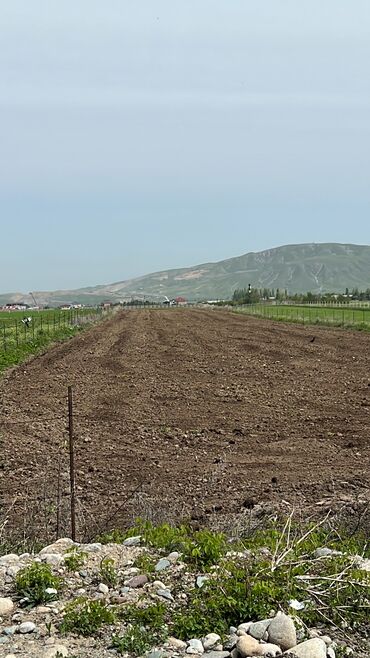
left=1, top=309, right=369, bottom=541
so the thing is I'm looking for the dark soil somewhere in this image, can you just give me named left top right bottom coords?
left=1, top=309, right=369, bottom=542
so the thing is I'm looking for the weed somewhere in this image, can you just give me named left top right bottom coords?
left=99, top=557, right=118, bottom=588
left=15, top=562, right=62, bottom=608
left=63, top=548, right=87, bottom=572
left=183, top=529, right=227, bottom=569
left=113, top=602, right=168, bottom=656
left=133, top=552, right=156, bottom=573
left=60, top=597, right=115, bottom=636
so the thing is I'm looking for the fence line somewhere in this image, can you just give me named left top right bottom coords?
left=235, top=303, right=370, bottom=329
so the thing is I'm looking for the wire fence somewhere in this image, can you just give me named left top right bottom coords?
left=0, top=307, right=111, bottom=354
left=235, top=303, right=370, bottom=329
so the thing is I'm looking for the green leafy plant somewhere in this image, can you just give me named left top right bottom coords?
left=99, top=557, right=118, bottom=588
left=63, top=548, right=87, bottom=572
left=183, top=529, right=227, bottom=569
left=113, top=603, right=168, bottom=656
left=133, top=552, right=156, bottom=573
left=60, top=597, right=116, bottom=636
left=15, top=562, right=62, bottom=608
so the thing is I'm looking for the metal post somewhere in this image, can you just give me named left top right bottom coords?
left=68, top=386, right=76, bottom=542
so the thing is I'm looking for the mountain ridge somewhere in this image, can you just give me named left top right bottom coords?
left=1, top=242, right=370, bottom=306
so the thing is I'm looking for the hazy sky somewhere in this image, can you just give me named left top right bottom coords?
left=1, top=1, right=370, bottom=291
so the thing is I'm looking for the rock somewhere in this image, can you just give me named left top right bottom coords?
left=268, top=612, right=296, bottom=651
left=223, top=634, right=238, bottom=651
left=258, top=644, right=281, bottom=657
left=155, top=558, right=171, bottom=572
left=123, top=535, right=141, bottom=546
left=6, top=565, right=21, bottom=578
left=248, top=619, right=271, bottom=641
left=127, top=574, right=148, bottom=588
left=285, top=638, right=327, bottom=658
left=238, top=623, right=253, bottom=633
left=168, top=551, right=180, bottom=563
left=42, top=553, right=63, bottom=567
left=43, top=646, right=69, bottom=658
left=187, top=639, right=205, bottom=654
left=36, top=606, right=53, bottom=614
left=5, top=654, right=17, bottom=658
left=157, top=588, right=174, bottom=601
left=321, top=636, right=333, bottom=646
left=98, top=583, right=109, bottom=594
left=0, top=637, right=10, bottom=644
left=203, top=633, right=221, bottom=651
left=168, top=637, right=187, bottom=650
left=236, top=635, right=261, bottom=657
left=40, top=538, right=75, bottom=555
left=152, top=580, right=166, bottom=589
left=19, top=621, right=36, bottom=633
left=0, top=598, right=14, bottom=616
left=327, top=648, right=336, bottom=658
left=196, top=575, right=209, bottom=588
left=204, top=653, right=230, bottom=658
left=314, top=547, right=342, bottom=559
left=0, top=554, right=19, bottom=566
left=3, top=626, right=17, bottom=635
left=84, top=543, right=102, bottom=553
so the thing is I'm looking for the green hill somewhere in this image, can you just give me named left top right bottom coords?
left=1, top=243, right=370, bottom=305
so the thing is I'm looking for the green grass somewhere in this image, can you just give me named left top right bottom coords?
left=0, top=307, right=106, bottom=373
left=236, top=303, right=370, bottom=331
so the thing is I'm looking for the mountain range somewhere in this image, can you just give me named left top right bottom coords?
left=1, top=243, right=370, bottom=306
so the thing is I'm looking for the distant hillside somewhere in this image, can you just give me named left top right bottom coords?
left=1, top=243, right=370, bottom=306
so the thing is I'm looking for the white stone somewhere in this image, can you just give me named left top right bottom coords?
left=248, top=619, right=271, bottom=640
left=39, top=539, right=76, bottom=555
left=6, top=565, right=21, bottom=578
left=0, top=598, right=14, bottom=616
left=187, top=639, right=204, bottom=654
left=268, top=612, right=296, bottom=651
left=41, top=553, right=63, bottom=567
left=98, top=583, right=109, bottom=594
left=0, top=554, right=19, bottom=566
left=327, top=648, right=336, bottom=658
left=168, top=637, right=187, bottom=649
left=202, top=633, right=221, bottom=650
left=19, top=621, right=36, bottom=633
left=84, top=543, right=102, bottom=553
left=286, top=638, right=327, bottom=658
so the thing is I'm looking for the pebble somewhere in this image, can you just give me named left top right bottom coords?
left=0, top=637, right=10, bottom=645
left=204, top=652, right=230, bottom=658
left=202, top=633, right=221, bottom=650
left=187, top=639, right=205, bottom=654
left=19, top=621, right=36, bottom=634
left=3, top=626, right=17, bottom=636
left=167, top=551, right=180, bottom=563
left=127, top=574, right=148, bottom=588
left=327, top=648, right=336, bottom=658
left=84, top=543, right=102, bottom=553
left=147, top=651, right=166, bottom=658
left=5, top=654, right=17, bottom=658
left=98, top=583, right=109, bottom=594
left=236, top=635, right=261, bottom=657
left=0, top=598, right=14, bottom=616
left=287, top=638, right=327, bottom=658
left=267, top=612, right=296, bottom=650
left=157, top=588, right=174, bottom=601
left=155, top=558, right=171, bottom=572
left=196, top=576, right=209, bottom=588
left=314, top=547, right=342, bottom=558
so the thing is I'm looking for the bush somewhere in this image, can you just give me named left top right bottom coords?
left=15, top=562, right=62, bottom=608
left=60, top=597, right=115, bottom=636
left=113, top=602, right=168, bottom=656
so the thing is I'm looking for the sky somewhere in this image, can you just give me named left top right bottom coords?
left=1, top=1, right=370, bottom=292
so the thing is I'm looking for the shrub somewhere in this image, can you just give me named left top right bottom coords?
left=60, top=597, right=115, bottom=636
left=15, top=562, right=62, bottom=608
left=113, top=602, right=168, bottom=656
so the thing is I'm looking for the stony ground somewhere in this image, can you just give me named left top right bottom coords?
left=0, top=535, right=368, bottom=658
left=1, top=308, right=369, bottom=541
